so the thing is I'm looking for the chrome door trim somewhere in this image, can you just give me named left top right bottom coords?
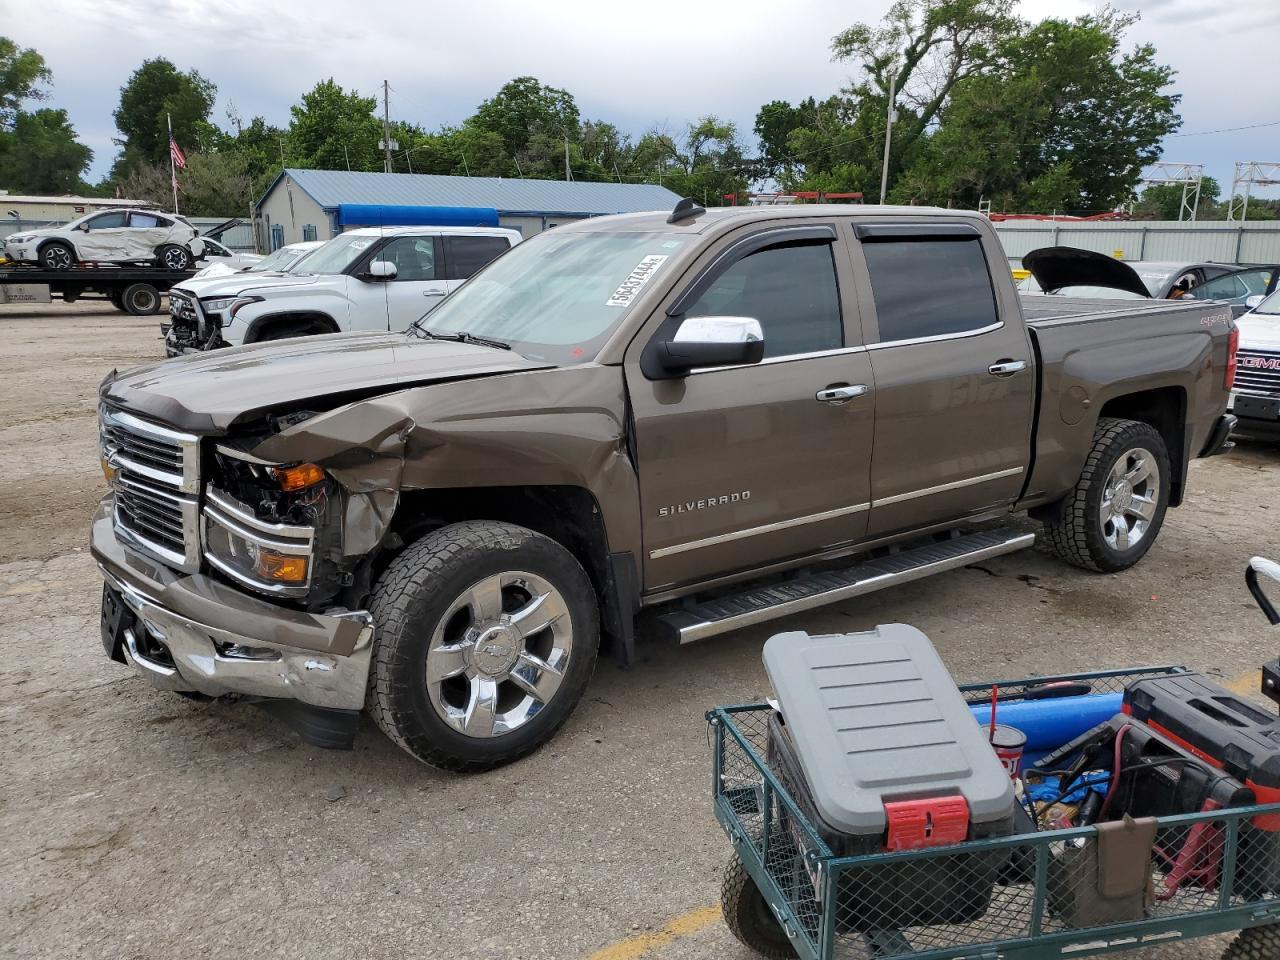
left=988, top=360, right=1028, bottom=376
left=686, top=344, right=869, bottom=377
left=873, top=466, right=1025, bottom=508
left=649, top=501, right=870, bottom=560
left=866, top=320, right=1004, bottom=351
left=815, top=384, right=869, bottom=403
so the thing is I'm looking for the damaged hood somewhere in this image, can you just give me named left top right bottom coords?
left=1023, top=247, right=1151, bottom=298
left=101, top=332, right=552, bottom=432
left=173, top=272, right=325, bottom=299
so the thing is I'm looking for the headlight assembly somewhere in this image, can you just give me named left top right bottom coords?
left=199, top=295, right=262, bottom=319
left=202, top=489, right=314, bottom=597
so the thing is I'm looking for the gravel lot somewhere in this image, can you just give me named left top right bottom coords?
left=3, top=302, right=1279, bottom=960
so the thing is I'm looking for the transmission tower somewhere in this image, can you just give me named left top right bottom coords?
left=1227, top=161, right=1280, bottom=222
left=1140, top=163, right=1205, bottom=220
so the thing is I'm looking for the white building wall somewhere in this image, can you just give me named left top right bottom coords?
left=994, top=220, right=1280, bottom=265
left=255, top=176, right=330, bottom=248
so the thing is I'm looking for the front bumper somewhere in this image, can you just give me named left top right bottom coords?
left=92, top=499, right=372, bottom=710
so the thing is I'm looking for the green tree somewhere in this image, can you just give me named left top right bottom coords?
left=0, top=37, right=51, bottom=129
left=900, top=9, right=1180, bottom=211
left=112, top=58, right=217, bottom=177
left=0, top=108, right=92, bottom=193
left=287, top=79, right=381, bottom=171
left=471, top=77, right=580, bottom=162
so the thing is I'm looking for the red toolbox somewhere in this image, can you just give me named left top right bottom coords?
left=1123, top=673, right=1280, bottom=895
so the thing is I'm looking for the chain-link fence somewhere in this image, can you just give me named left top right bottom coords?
left=710, top=667, right=1280, bottom=960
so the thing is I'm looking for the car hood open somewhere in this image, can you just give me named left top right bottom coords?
left=101, top=332, right=553, bottom=433
left=1023, top=247, right=1151, bottom=299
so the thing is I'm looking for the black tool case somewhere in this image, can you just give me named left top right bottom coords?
left=762, top=626, right=1018, bottom=931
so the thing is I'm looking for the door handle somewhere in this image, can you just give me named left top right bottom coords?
left=988, top=360, right=1027, bottom=377
left=815, top=384, right=869, bottom=403
left=422, top=289, right=446, bottom=297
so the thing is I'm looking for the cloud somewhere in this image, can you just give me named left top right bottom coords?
left=10, top=0, right=1279, bottom=198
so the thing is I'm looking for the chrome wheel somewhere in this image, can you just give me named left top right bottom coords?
left=1100, top=446, right=1160, bottom=551
left=425, top=571, right=572, bottom=739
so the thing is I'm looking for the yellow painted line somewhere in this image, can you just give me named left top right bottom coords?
left=1224, top=669, right=1261, bottom=697
left=586, top=905, right=721, bottom=960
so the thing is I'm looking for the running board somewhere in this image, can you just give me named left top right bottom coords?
left=657, top=529, right=1035, bottom=644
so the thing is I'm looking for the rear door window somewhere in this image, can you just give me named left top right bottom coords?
left=683, top=241, right=842, bottom=358
left=861, top=237, right=999, bottom=342
left=445, top=235, right=512, bottom=280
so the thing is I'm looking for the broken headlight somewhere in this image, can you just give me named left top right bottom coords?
left=202, top=489, right=314, bottom=597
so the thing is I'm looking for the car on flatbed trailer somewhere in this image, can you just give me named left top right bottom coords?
left=92, top=201, right=1238, bottom=771
left=0, top=263, right=194, bottom=315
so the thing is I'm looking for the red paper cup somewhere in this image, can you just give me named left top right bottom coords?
left=990, top=724, right=1027, bottom=780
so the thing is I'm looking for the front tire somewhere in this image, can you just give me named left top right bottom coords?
left=721, top=855, right=796, bottom=959
left=39, top=241, right=75, bottom=270
left=366, top=521, right=599, bottom=771
left=1042, top=417, right=1171, bottom=572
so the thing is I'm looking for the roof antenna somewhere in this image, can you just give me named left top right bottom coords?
left=667, top=197, right=706, bottom=224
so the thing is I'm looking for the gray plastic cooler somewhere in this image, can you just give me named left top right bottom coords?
left=762, top=625, right=1018, bottom=931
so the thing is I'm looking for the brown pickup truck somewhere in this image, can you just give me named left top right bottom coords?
left=93, top=202, right=1239, bottom=770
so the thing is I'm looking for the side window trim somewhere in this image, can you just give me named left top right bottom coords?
left=666, top=225, right=837, bottom=317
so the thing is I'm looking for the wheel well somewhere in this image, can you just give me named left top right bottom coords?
left=245, top=312, right=339, bottom=342
left=37, top=237, right=74, bottom=253
left=373, top=485, right=622, bottom=645
left=1097, top=387, right=1188, bottom=505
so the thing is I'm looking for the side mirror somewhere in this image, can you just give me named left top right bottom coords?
left=1245, top=294, right=1265, bottom=311
left=364, top=260, right=397, bottom=281
left=652, top=316, right=765, bottom=377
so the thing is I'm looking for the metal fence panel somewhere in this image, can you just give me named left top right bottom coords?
left=995, top=220, right=1280, bottom=265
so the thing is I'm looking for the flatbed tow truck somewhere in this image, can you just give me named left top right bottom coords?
left=0, top=261, right=195, bottom=315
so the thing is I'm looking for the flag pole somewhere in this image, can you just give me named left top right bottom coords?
left=168, top=113, right=179, bottom=215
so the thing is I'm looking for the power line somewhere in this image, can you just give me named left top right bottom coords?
left=1168, top=119, right=1280, bottom=138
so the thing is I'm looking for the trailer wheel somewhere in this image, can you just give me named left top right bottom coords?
left=721, top=855, right=796, bottom=959
left=109, top=289, right=128, bottom=312
left=121, top=283, right=162, bottom=316
left=1040, top=417, right=1171, bottom=573
left=39, top=241, right=75, bottom=270
left=1222, top=923, right=1280, bottom=959
left=156, top=244, right=192, bottom=271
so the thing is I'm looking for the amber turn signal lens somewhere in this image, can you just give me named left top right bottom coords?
left=256, top=552, right=308, bottom=583
left=101, top=456, right=117, bottom=484
left=271, top=462, right=324, bottom=492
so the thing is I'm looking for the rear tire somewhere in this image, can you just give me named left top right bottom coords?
left=156, top=244, right=191, bottom=271
left=109, top=290, right=127, bottom=312
left=39, top=241, right=75, bottom=270
left=1041, top=417, right=1171, bottom=573
left=121, top=283, right=162, bottom=316
left=366, top=521, right=599, bottom=772
left=1222, top=924, right=1280, bottom=959
left=721, top=855, right=796, bottom=959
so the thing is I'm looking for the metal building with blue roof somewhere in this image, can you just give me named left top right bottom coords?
left=254, top=169, right=683, bottom=248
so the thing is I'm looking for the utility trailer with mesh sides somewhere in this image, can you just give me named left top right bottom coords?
left=0, top=262, right=195, bottom=316
left=709, top=664, right=1280, bottom=960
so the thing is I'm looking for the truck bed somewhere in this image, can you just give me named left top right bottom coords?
left=1019, top=292, right=1217, bottom=326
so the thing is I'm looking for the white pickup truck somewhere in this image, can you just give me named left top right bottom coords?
left=164, top=226, right=520, bottom=355
left=1231, top=288, right=1280, bottom=441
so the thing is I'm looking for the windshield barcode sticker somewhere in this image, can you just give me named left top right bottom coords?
left=606, top=255, right=669, bottom=307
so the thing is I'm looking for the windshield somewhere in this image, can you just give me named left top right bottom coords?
left=1254, top=289, right=1280, bottom=316
left=293, top=234, right=379, bottom=275
left=249, top=246, right=305, bottom=273
left=419, top=230, right=688, bottom=363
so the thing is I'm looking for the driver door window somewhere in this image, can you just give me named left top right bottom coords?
left=371, top=236, right=448, bottom=332
left=683, top=242, right=843, bottom=357
left=377, top=236, right=438, bottom=281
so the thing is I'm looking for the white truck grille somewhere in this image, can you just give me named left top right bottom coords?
left=1236, top=350, right=1280, bottom=396
left=101, top=406, right=201, bottom=572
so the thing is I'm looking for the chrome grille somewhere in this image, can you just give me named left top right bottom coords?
left=1236, top=350, right=1280, bottom=396
left=101, top=406, right=200, bottom=571
left=168, top=290, right=197, bottom=323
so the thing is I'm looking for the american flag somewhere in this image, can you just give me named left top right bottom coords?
left=169, top=135, right=186, bottom=170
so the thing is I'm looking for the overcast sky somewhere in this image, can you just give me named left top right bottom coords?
left=11, top=0, right=1280, bottom=200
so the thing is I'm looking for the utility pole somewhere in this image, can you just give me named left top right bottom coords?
left=879, top=66, right=897, bottom=205
left=382, top=80, right=393, bottom=174
left=563, top=132, right=572, bottom=182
